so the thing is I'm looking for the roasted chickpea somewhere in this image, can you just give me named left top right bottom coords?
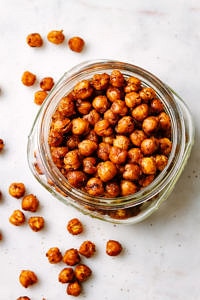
left=16, top=297, right=31, bottom=300
left=19, top=270, right=38, bottom=288
left=21, top=71, right=36, bottom=86
left=48, top=129, right=63, bottom=147
left=139, top=87, right=156, bottom=102
left=79, top=240, right=96, bottom=258
left=130, top=130, right=147, bottom=147
left=91, top=73, right=110, bottom=90
left=0, top=138, right=4, bottom=152
left=9, top=210, right=26, bottom=226
left=34, top=90, right=48, bottom=105
left=64, top=150, right=81, bottom=171
left=26, top=33, right=43, bottom=47
left=109, top=146, right=127, bottom=164
left=124, top=76, right=141, bottom=93
left=76, top=100, right=92, bottom=115
left=102, top=135, right=115, bottom=145
left=66, top=135, right=80, bottom=150
left=21, top=194, right=39, bottom=212
left=141, top=137, right=159, bottom=156
left=46, top=247, right=63, bottom=264
left=106, top=240, right=122, bottom=256
left=72, top=118, right=89, bottom=135
left=47, top=30, right=65, bottom=44
left=67, top=218, right=83, bottom=235
left=139, top=174, right=155, bottom=187
left=63, top=248, right=81, bottom=266
left=73, top=80, right=93, bottom=99
left=97, top=142, right=112, bottom=161
left=120, top=180, right=138, bottom=196
left=78, top=139, right=98, bottom=156
left=67, top=281, right=82, bottom=297
left=110, top=100, right=128, bottom=116
left=123, top=163, right=141, bottom=181
left=83, top=109, right=101, bottom=126
left=28, top=216, right=45, bottom=232
left=128, top=148, right=143, bottom=164
left=58, top=268, right=75, bottom=283
left=150, top=98, right=164, bottom=114
left=106, top=86, right=122, bottom=102
left=66, top=171, right=87, bottom=188
left=140, top=157, right=157, bottom=175
left=97, top=161, right=117, bottom=182
left=74, top=264, right=92, bottom=282
left=115, top=116, right=135, bottom=134
left=8, top=182, right=25, bottom=198
left=104, top=109, right=119, bottom=125
left=155, top=154, right=168, bottom=171
left=83, top=157, right=97, bottom=174
left=94, top=119, right=113, bottom=137
left=68, top=36, right=85, bottom=52
left=110, top=70, right=124, bottom=87
left=159, top=137, right=172, bottom=156
left=105, top=181, right=121, bottom=197
left=40, top=77, right=54, bottom=91
left=86, top=177, right=104, bottom=196
left=158, top=112, right=171, bottom=132
left=57, top=96, right=76, bottom=117
left=125, top=91, right=141, bottom=108
left=53, top=118, right=72, bottom=134
left=92, top=95, right=109, bottom=113
left=142, top=116, right=159, bottom=135
left=113, top=135, right=130, bottom=150
left=132, top=103, right=149, bottom=122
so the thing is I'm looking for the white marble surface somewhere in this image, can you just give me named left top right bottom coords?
left=0, top=0, right=200, bottom=299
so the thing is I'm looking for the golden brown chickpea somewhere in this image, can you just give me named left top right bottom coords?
left=83, top=157, right=97, bottom=174
left=140, top=157, right=157, bottom=175
left=67, top=218, right=83, bottom=235
left=26, top=33, right=43, bottom=47
left=123, top=163, right=141, bottom=181
left=159, top=138, right=172, bottom=156
left=92, top=95, right=109, bottom=113
left=67, top=281, right=82, bottom=296
left=110, top=70, right=125, bottom=87
left=47, top=30, right=65, bottom=44
left=46, top=247, right=63, bottom=264
left=72, top=118, right=90, bottom=135
left=155, top=154, right=168, bottom=171
left=106, top=240, right=122, bottom=256
left=78, top=139, right=98, bottom=156
left=0, top=138, right=4, bottom=152
left=83, top=109, right=101, bottom=126
left=139, top=174, right=155, bottom=187
left=8, top=182, right=26, bottom=198
left=109, top=208, right=138, bottom=220
left=104, top=109, right=119, bottom=125
left=128, top=148, right=143, bottom=164
left=57, top=96, right=76, bottom=117
left=97, top=142, right=112, bottom=161
left=64, top=149, right=81, bottom=171
left=76, top=100, right=92, bottom=115
left=86, top=177, right=104, bottom=196
left=9, top=210, right=26, bottom=226
left=16, top=297, right=31, bottom=300
left=113, top=135, right=130, bottom=150
left=28, top=216, right=45, bottom=232
left=125, top=91, right=141, bottom=108
left=73, top=80, right=93, bottom=100
left=150, top=98, right=164, bottom=114
left=130, top=130, right=147, bottom=147
left=21, top=71, right=36, bottom=86
left=63, top=248, right=81, bottom=266
left=106, top=86, right=122, bottom=102
left=105, top=181, right=121, bottom=197
left=110, top=100, right=128, bottom=116
left=34, top=90, right=48, bottom=105
left=109, top=146, right=127, bottom=165
left=120, top=180, right=138, bottom=196
left=158, top=112, right=171, bottom=132
left=21, top=194, right=39, bottom=212
left=19, top=270, right=38, bottom=288
left=139, top=87, right=156, bottom=102
left=66, top=171, right=87, bottom=188
left=52, top=118, right=72, bottom=134
left=94, top=119, right=113, bottom=137
left=141, top=137, right=159, bottom=156
left=131, top=103, right=149, bottom=122
left=91, top=73, right=110, bottom=90
left=97, top=161, right=117, bottom=182
left=68, top=36, right=85, bottom=52
left=58, top=267, right=75, bottom=283
left=48, top=129, right=63, bottom=147
left=115, top=116, right=135, bottom=134
left=79, top=240, right=96, bottom=258
left=40, top=77, right=54, bottom=91
left=74, top=264, right=92, bottom=282
left=142, top=116, right=159, bottom=136
left=102, top=135, right=115, bottom=145
left=66, top=135, right=80, bottom=150
left=124, top=76, right=141, bottom=93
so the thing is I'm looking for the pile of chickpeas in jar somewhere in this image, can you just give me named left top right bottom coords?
left=48, top=69, right=172, bottom=199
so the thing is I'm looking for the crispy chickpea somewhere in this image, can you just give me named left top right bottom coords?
left=139, top=87, right=156, bottom=102
left=91, top=73, right=110, bottom=90
left=128, top=148, right=143, bottom=164
left=68, top=36, right=85, bottom=52
left=46, top=247, right=63, bottom=264
left=58, top=268, right=75, bottom=283
left=34, top=90, right=48, bottom=105
left=142, top=116, right=159, bottom=136
left=155, top=154, right=168, bottom=171
left=140, top=157, right=157, bottom=175
left=106, top=240, right=122, bottom=256
left=64, top=150, right=81, bottom=171
left=125, top=91, right=141, bottom=108
left=66, top=135, right=80, bottom=150
left=67, top=281, right=82, bottom=296
left=102, top=135, right=115, bottom=145
left=115, top=116, right=135, bottom=134
left=132, top=103, right=149, bottom=122
left=28, top=216, right=45, bottom=232
left=74, top=264, right=92, bottom=282
left=141, top=137, right=159, bottom=156
left=52, top=118, right=72, bottom=134
left=109, top=146, right=127, bottom=164
left=66, top=171, right=87, bottom=188
left=139, top=174, right=155, bottom=187
left=130, top=130, right=147, bottom=147
left=0, top=139, right=4, bottom=152
left=48, top=129, right=63, bottom=147
left=21, top=71, right=36, bottom=86
left=97, top=142, right=112, bottom=161
left=21, top=194, right=39, bottom=212
left=113, top=135, right=130, bottom=150
left=63, top=248, right=81, bottom=266
left=9, top=210, right=26, bottom=226
left=124, top=76, right=141, bottom=93
left=73, top=80, right=93, bottom=99
left=94, top=119, right=113, bottom=137
left=26, top=33, right=43, bottom=47
left=158, top=112, right=171, bottom=132
left=104, top=109, right=119, bottom=125
left=8, top=182, right=25, bottom=198
left=16, top=297, right=30, bottom=300
left=110, top=70, right=124, bottom=87
left=159, top=137, right=172, bottom=156
left=86, top=177, right=104, bottom=196
left=40, top=77, right=54, bottom=91
left=123, top=163, right=141, bottom=181
left=97, top=161, right=117, bottom=182
left=19, top=270, right=38, bottom=288
left=120, top=180, right=138, bottom=196
left=47, top=30, right=65, bottom=44
left=83, top=157, right=97, bottom=174
left=92, top=95, right=109, bottom=113
left=105, top=181, right=121, bottom=197
left=110, top=100, right=128, bottom=116
left=76, top=100, right=92, bottom=115
left=67, top=218, right=83, bottom=235
left=57, top=96, right=76, bottom=117
left=83, top=109, right=100, bottom=126
left=78, top=139, right=97, bottom=156
left=106, top=86, right=122, bottom=102
left=79, top=241, right=96, bottom=258
left=151, top=98, right=164, bottom=114
left=72, top=118, right=89, bottom=135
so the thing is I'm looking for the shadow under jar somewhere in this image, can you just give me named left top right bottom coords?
left=27, top=60, right=194, bottom=224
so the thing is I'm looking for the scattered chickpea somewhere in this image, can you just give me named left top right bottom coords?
left=47, top=30, right=65, bottom=44
left=74, top=264, right=92, bottom=282
left=16, top=297, right=31, bottom=300
left=34, top=90, right=48, bottom=105
left=79, top=240, right=96, bottom=258
left=67, top=281, right=82, bottom=297
left=106, top=240, right=122, bottom=256
left=19, top=270, right=38, bottom=288
left=26, top=33, right=43, bottom=47
left=21, top=71, right=36, bottom=86
left=0, top=138, right=4, bottom=152
left=28, top=216, right=45, bottom=232
left=68, top=36, right=85, bottom=52
left=8, top=182, right=26, bottom=198
left=46, top=247, right=62, bottom=264
left=67, top=218, right=83, bottom=235
left=58, top=267, right=75, bottom=283
left=40, top=77, right=54, bottom=91
left=63, top=248, right=81, bottom=266
left=21, top=194, right=39, bottom=212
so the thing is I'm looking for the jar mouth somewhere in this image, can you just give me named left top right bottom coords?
left=38, top=60, right=185, bottom=209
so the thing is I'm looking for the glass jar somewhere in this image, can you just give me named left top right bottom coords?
left=27, top=60, right=194, bottom=224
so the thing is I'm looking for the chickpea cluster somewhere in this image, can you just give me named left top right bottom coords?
left=48, top=70, right=172, bottom=198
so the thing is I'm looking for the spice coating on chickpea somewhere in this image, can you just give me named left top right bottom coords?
left=47, top=30, right=65, bottom=44
left=106, top=240, right=122, bottom=256
left=40, top=77, right=54, bottom=91
left=19, top=270, right=38, bottom=288
left=58, top=267, right=75, bottom=283
left=8, top=182, right=26, bottom=198
left=67, top=281, right=82, bottom=297
left=63, top=248, right=81, bottom=266
left=67, top=218, right=83, bottom=235
left=26, top=33, right=43, bottom=47
left=68, top=36, right=85, bottom=52
left=21, top=71, right=36, bottom=86
left=34, top=90, right=48, bottom=105
left=9, top=210, right=26, bottom=226
left=28, top=216, right=45, bottom=232
left=46, top=247, right=63, bottom=264
left=21, top=194, right=39, bottom=212
left=79, top=240, right=96, bottom=258
left=74, top=264, right=92, bottom=282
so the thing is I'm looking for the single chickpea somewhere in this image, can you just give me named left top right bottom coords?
left=46, top=247, right=63, bottom=264
left=79, top=240, right=96, bottom=258
left=115, top=116, right=135, bottom=134
left=68, top=36, right=85, bottom=52
left=113, top=135, right=130, bottom=150
left=97, top=142, right=112, bottom=161
left=94, top=119, right=113, bottom=137
left=142, top=116, right=159, bottom=135
left=0, top=139, right=4, bottom=152
left=52, top=118, right=72, bottom=134
left=109, top=146, right=128, bottom=165
left=159, top=138, right=172, bottom=156
left=67, top=281, right=82, bottom=297
left=58, top=268, right=75, bottom=283
left=110, top=100, right=128, bottom=116
left=28, top=216, right=45, bottom=232
left=97, top=161, right=117, bottom=182
left=139, top=174, right=155, bottom=187
left=76, top=100, right=92, bottom=115
left=125, top=91, right=141, bottom=108
left=124, top=76, right=141, bottom=93
left=72, top=118, right=89, bottom=135
left=91, top=73, right=110, bottom=90
left=130, top=130, right=147, bottom=147
left=47, top=30, right=65, bottom=44
left=150, top=98, right=164, bottom=114
left=83, top=157, right=97, bottom=174
left=19, top=270, right=38, bottom=288
left=110, top=70, right=125, bottom=87
left=105, top=181, right=121, bottom=197
left=64, top=150, right=81, bottom=171
left=21, top=71, right=36, bottom=86
left=92, top=95, right=109, bottom=113
left=16, top=297, right=31, bottom=300
left=63, top=248, right=81, bottom=266
left=67, top=218, right=83, bottom=235
left=40, top=77, right=54, bottom=91
left=9, top=210, right=26, bottom=226
left=104, top=109, right=119, bottom=125
left=140, top=157, right=157, bottom=175
left=74, top=264, right=92, bottom=282
left=120, top=180, right=138, bottom=196
left=66, top=135, right=80, bottom=149
left=128, top=148, right=143, bottom=164
left=48, top=129, right=63, bottom=147
left=83, top=109, right=101, bottom=126
left=106, top=86, right=122, bottom=102
left=123, top=163, right=141, bottom=181
left=26, top=33, right=43, bottom=47
left=131, top=103, right=149, bottom=122
left=21, top=194, right=39, bottom=212
left=73, top=80, right=93, bottom=100
left=155, top=154, right=168, bottom=171
left=85, top=129, right=99, bottom=143
left=106, top=240, right=122, bottom=256
left=139, top=87, right=156, bottom=102
left=86, top=177, right=104, bottom=196
left=158, top=112, right=171, bottom=132
left=66, top=171, right=87, bottom=188
left=34, top=90, right=48, bottom=105
left=141, top=137, right=159, bottom=156
left=8, top=182, right=25, bottom=198
left=57, top=96, right=76, bottom=117
left=78, top=139, right=98, bottom=156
